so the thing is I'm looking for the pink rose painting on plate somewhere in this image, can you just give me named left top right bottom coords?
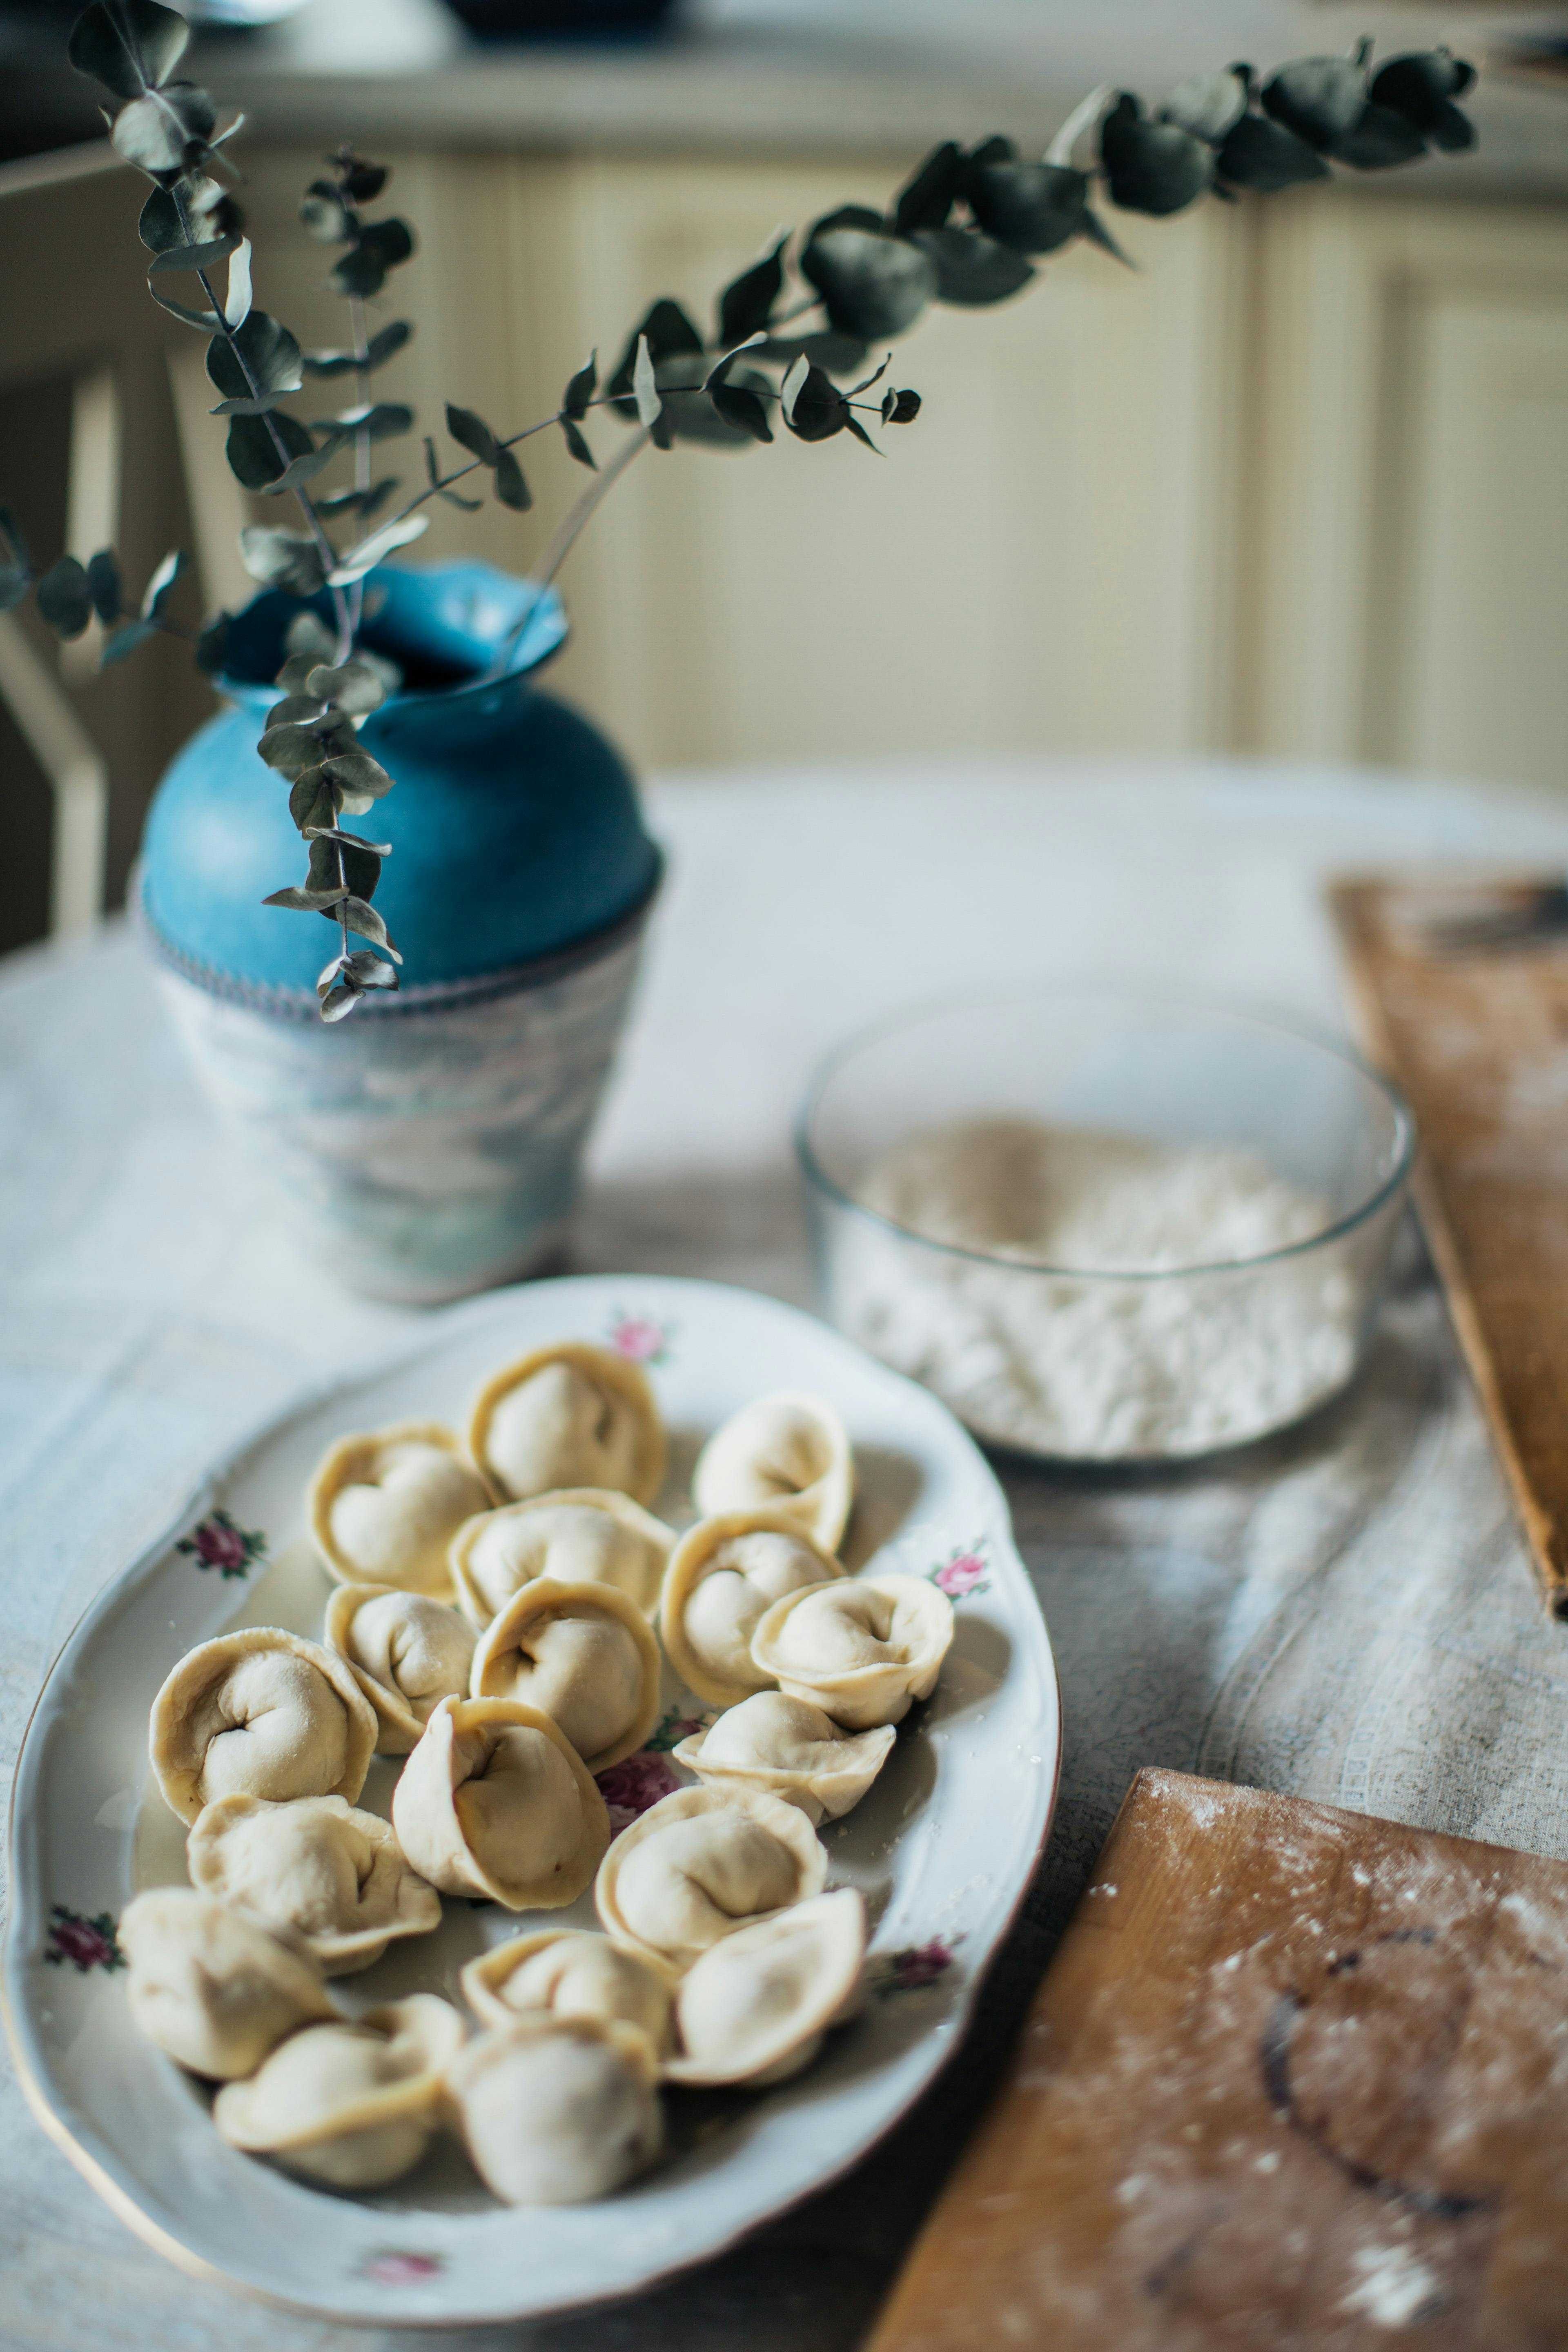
left=44, top=1907, right=124, bottom=1973
left=605, top=1310, right=673, bottom=1368
left=930, top=1542, right=989, bottom=1600
left=177, top=1506, right=266, bottom=1580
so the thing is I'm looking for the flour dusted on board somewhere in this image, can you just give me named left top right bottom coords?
left=839, top=1119, right=1360, bottom=1459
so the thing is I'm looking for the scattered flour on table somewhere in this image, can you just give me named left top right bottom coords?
left=1339, top=2247, right=1440, bottom=2328
left=839, top=1119, right=1361, bottom=1460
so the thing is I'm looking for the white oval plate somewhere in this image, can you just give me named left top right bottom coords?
left=4, top=1275, right=1059, bottom=2328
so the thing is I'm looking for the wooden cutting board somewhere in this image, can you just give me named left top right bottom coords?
left=865, top=1770, right=1568, bottom=2352
left=1330, top=875, right=1568, bottom=1615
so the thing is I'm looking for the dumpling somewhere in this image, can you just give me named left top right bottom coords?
left=324, top=1582, right=476, bottom=1755
left=660, top=1513, right=844, bottom=1709
left=446, top=2013, right=662, bottom=2206
left=692, top=1393, right=853, bottom=1552
left=149, top=1627, right=379, bottom=1826
left=595, top=1786, right=826, bottom=1974
left=214, top=1994, right=464, bottom=2188
left=308, top=1423, right=491, bottom=1599
left=187, top=1794, right=441, bottom=1975
left=468, top=1579, right=661, bottom=1773
left=673, top=1693, right=895, bottom=1826
left=450, top=1491, right=673, bottom=1632
left=460, top=1929, right=674, bottom=2054
left=664, top=1888, right=867, bottom=2087
left=120, top=1887, right=333, bottom=2079
left=469, top=1343, right=665, bottom=1506
left=749, top=1575, right=954, bottom=1731
left=391, top=1695, right=610, bottom=1909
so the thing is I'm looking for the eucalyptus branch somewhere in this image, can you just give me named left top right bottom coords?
left=534, top=425, right=651, bottom=592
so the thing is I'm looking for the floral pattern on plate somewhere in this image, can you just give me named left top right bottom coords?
left=43, top=1907, right=125, bottom=1974
left=176, top=1506, right=266, bottom=1580
left=929, top=1541, right=989, bottom=1600
left=359, top=2250, right=447, bottom=2287
left=605, top=1310, right=674, bottom=1367
left=871, top=1936, right=964, bottom=1996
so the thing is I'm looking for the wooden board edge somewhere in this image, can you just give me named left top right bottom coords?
left=1326, top=877, right=1568, bottom=1616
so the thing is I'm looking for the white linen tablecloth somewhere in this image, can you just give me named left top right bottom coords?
left=6, top=757, right=1568, bottom=2352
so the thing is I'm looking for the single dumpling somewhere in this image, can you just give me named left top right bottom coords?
left=324, top=1582, right=476, bottom=1755
left=446, top=2013, right=663, bottom=2206
left=469, top=1343, right=665, bottom=1507
left=664, top=1887, right=867, bottom=2087
left=460, top=1929, right=675, bottom=2054
left=673, top=1693, right=895, bottom=1826
left=187, top=1794, right=442, bottom=1975
left=692, top=1392, right=853, bottom=1552
left=595, top=1785, right=827, bottom=1974
left=120, top=1887, right=334, bottom=2080
left=749, top=1575, right=954, bottom=1731
left=449, top=1491, right=674, bottom=1632
left=659, top=1512, right=844, bottom=1709
left=149, top=1627, right=379, bottom=1826
left=468, top=1579, right=662, bottom=1773
left=307, top=1422, right=492, bottom=1599
left=391, top=1695, right=610, bottom=1909
left=214, top=1995, right=464, bottom=2189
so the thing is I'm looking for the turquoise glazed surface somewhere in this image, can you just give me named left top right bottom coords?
left=140, top=561, right=661, bottom=1002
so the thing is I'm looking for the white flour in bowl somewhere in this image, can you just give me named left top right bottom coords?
left=834, top=1119, right=1363, bottom=1460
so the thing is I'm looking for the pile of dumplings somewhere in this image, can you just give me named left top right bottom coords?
left=123, top=1343, right=956, bottom=2209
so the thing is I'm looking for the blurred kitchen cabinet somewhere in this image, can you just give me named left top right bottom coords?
left=1247, top=196, right=1568, bottom=795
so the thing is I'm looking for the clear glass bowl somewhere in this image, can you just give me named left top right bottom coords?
left=796, top=984, right=1416, bottom=1463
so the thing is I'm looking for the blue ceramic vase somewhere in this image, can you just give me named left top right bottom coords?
left=139, top=561, right=662, bottom=1302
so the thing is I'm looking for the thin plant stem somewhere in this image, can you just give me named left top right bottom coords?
left=533, top=424, right=650, bottom=590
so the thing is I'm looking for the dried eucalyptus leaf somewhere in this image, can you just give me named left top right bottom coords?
left=0, top=568, right=29, bottom=615
left=315, top=479, right=392, bottom=518
left=882, top=388, right=921, bottom=424
left=963, top=159, right=1094, bottom=256
left=331, top=243, right=385, bottom=298
left=289, top=770, right=338, bottom=835
left=445, top=403, right=499, bottom=465
left=1370, top=49, right=1475, bottom=130
left=207, top=313, right=303, bottom=401
left=754, top=329, right=868, bottom=376
left=341, top=156, right=389, bottom=203
left=366, top=319, right=412, bottom=368
left=780, top=358, right=844, bottom=443
left=1262, top=56, right=1369, bottom=151
left=632, top=334, right=662, bottom=432
left=86, top=548, right=122, bottom=624
left=799, top=226, right=936, bottom=341
left=112, top=91, right=198, bottom=176
left=309, top=827, right=391, bottom=854
left=709, top=381, right=772, bottom=444
left=315, top=401, right=413, bottom=444
left=239, top=526, right=325, bottom=595
left=911, top=225, right=1034, bottom=306
left=339, top=896, right=400, bottom=958
left=307, top=835, right=383, bottom=902
left=69, top=0, right=189, bottom=100
left=492, top=448, right=531, bottom=510
left=300, top=180, right=351, bottom=242
left=263, top=883, right=346, bottom=912
left=283, top=610, right=337, bottom=659
left=892, top=141, right=964, bottom=237
left=142, top=543, right=183, bottom=617
left=559, top=416, right=597, bottom=470
left=148, top=233, right=238, bottom=277
left=1100, top=91, right=1214, bottom=214
left=36, top=557, right=93, bottom=639
left=343, top=949, right=399, bottom=989
left=149, top=283, right=217, bottom=332
left=100, top=617, right=158, bottom=665
left=325, top=511, right=428, bottom=586
left=1425, top=100, right=1475, bottom=155
left=1161, top=69, right=1249, bottom=145
left=226, top=410, right=312, bottom=493
left=264, top=439, right=348, bottom=496
left=319, top=980, right=363, bottom=1021
left=717, top=234, right=789, bottom=345
left=0, top=503, right=27, bottom=570
left=306, top=659, right=386, bottom=715
left=263, top=692, right=327, bottom=728
left=1216, top=111, right=1330, bottom=192
left=260, top=721, right=333, bottom=777
left=323, top=748, right=394, bottom=799
left=563, top=350, right=597, bottom=421
left=223, top=238, right=252, bottom=330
